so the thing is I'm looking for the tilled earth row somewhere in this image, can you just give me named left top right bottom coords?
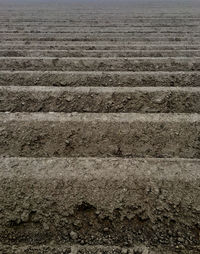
left=1, top=71, right=200, bottom=87
left=2, top=49, right=200, bottom=57
left=1, top=57, right=200, bottom=71
left=2, top=45, right=200, bottom=50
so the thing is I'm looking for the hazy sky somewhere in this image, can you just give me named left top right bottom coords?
left=0, top=0, right=199, bottom=9
left=0, top=0, right=198, bottom=2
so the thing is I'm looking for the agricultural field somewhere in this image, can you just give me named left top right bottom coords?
left=0, top=0, right=200, bottom=253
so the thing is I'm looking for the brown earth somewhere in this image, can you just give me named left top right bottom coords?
left=0, top=0, right=200, bottom=253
